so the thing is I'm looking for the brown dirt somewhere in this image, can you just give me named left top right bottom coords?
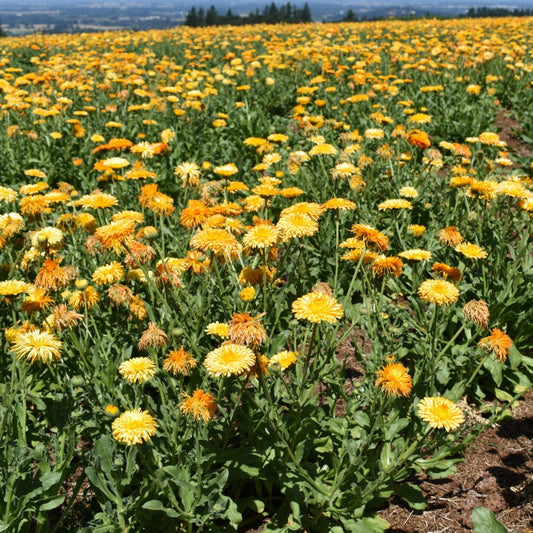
left=496, top=110, right=532, bottom=159
left=378, top=389, right=533, bottom=533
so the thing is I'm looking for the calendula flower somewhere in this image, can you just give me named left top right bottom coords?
left=75, top=192, right=118, bottom=210
left=11, top=329, right=62, bottom=364
left=95, top=219, right=136, bottom=253
left=435, top=227, right=461, bottom=250
left=138, top=322, right=168, bottom=350
left=239, top=286, right=255, bottom=301
left=35, top=259, right=77, bottom=291
left=174, top=162, right=201, bottom=187
left=112, top=408, right=157, bottom=445
left=105, top=404, right=120, bottom=417
left=0, top=186, right=18, bottom=203
left=418, top=280, right=459, bottom=306
left=478, top=328, right=513, bottom=361
left=463, top=300, right=490, bottom=329
left=242, top=224, right=279, bottom=250
left=204, top=343, right=256, bottom=377
left=68, top=286, right=100, bottom=310
left=407, top=224, right=426, bottom=236
left=138, top=184, right=174, bottom=216
left=228, top=313, right=267, bottom=348
left=478, top=131, right=502, bottom=146
left=399, top=249, right=432, bottom=261
left=179, top=389, right=217, bottom=422
left=322, top=198, right=357, bottom=211
left=281, top=202, right=323, bottom=221
left=455, top=242, right=488, bottom=259
left=163, top=347, right=197, bottom=376
left=372, top=255, right=404, bottom=277
left=309, top=143, right=337, bottom=156
left=21, top=287, right=53, bottom=313
left=30, top=227, right=64, bottom=249
left=378, top=199, right=413, bottom=210
left=213, top=163, right=238, bottom=177
left=292, top=292, right=343, bottom=323
left=399, top=186, right=419, bottom=198
left=417, top=397, right=464, bottom=431
left=351, top=223, right=389, bottom=251
left=48, top=304, right=84, bottom=331
left=269, top=350, right=298, bottom=370
left=432, top=262, right=461, bottom=282
left=92, top=262, right=125, bottom=285
left=190, top=228, right=242, bottom=258
left=278, top=213, right=319, bottom=241
left=407, top=129, right=431, bottom=149
left=205, top=322, right=230, bottom=339
left=119, top=357, right=156, bottom=384
left=0, top=280, right=33, bottom=297
left=375, top=362, right=412, bottom=397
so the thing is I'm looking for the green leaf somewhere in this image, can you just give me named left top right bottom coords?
left=483, top=357, right=503, bottom=387
left=494, top=388, right=514, bottom=403
left=39, top=495, right=65, bottom=512
left=507, top=345, right=522, bottom=369
left=393, top=483, right=427, bottom=510
left=472, top=506, right=508, bottom=533
left=142, top=500, right=181, bottom=518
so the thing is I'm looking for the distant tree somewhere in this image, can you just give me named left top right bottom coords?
left=301, top=2, right=311, bottom=22
left=197, top=7, right=205, bottom=26
left=205, top=5, right=218, bottom=25
left=0, top=20, right=6, bottom=37
left=343, top=9, right=358, bottom=22
left=185, top=7, right=199, bottom=26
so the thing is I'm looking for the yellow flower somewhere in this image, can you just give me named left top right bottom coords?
left=455, top=242, right=488, bottom=259
left=213, top=163, right=238, bottom=177
left=398, top=249, right=432, bottom=261
left=292, top=292, right=343, bottom=324
left=179, top=389, right=217, bottom=422
left=240, top=287, right=255, bottom=301
left=375, top=362, right=412, bottom=397
left=204, top=343, right=256, bottom=377
left=205, top=322, right=230, bottom=338
left=269, top=350, right=298, bottom=370
left=92, top=262, right=125, bottom=285
left=407, top=224, right=426, bottom=237
left=322, top=198, right=357, bottom=211
left=11, top=330, right=62, bottom=364
left=0, top=280, right=33, bottom=297
left=309, top=143, right=337, bottom=156
left=399, top=186, right=419, bottom=198
left=112, top=408, right=157, bottom=445
left=417, top=397, right=464, bottom=431
left=190, top=228, right=242, bottom=258
left=418, top=280, right=459, bottom=306
left=119, top=357, right=156, bottom=384
left=242, top=224, right=279, bottom=250
left=378, top=199, right=413, bottom=210
left=277, top=213, right=319, bottom=241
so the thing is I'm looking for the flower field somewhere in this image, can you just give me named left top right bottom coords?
left=0, top=17, right=532, bottom=532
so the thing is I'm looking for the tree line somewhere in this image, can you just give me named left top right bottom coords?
left=184, top=2, right=311, bottom=27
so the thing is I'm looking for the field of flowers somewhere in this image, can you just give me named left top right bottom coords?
left=0, top=16, right=532, bottom=532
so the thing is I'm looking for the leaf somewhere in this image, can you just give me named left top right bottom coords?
left=39, top=495, right=65, bottom=511
left=393, top=483, right=427, bottom=510
left=483, top=357, right=503, bottom=387
left=472, top=506, right=508, bottom=532
left=494, top=388, right=514, bottom=403
left=142, top=500, right=181, bottom=518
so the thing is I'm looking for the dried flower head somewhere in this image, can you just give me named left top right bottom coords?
left=463, top=300, right=490, bottom=329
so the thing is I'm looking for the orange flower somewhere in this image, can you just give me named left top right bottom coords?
left=407, top=129, right=431, bottom=149
left=478, top=328, right=512, bottom=362
left=375, top=362, right=412, bottom=397
left=179, top=389, right=217, bottom=422
left=138, top=183, right=175, bottom=216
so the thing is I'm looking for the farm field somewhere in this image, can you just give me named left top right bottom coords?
left=0, top=18, right=532, bottom=532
